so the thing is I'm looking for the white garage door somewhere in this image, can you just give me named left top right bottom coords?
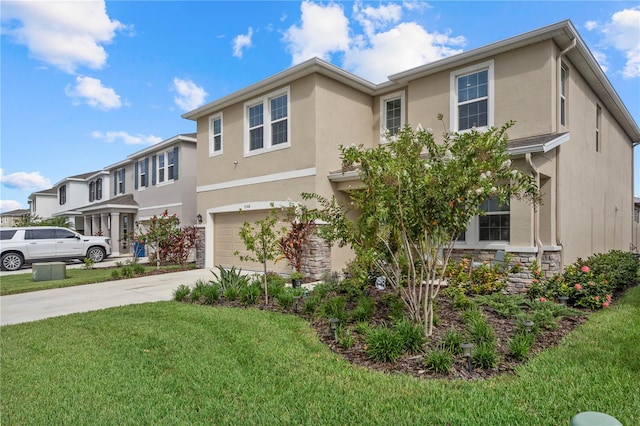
left=213, top=211, right=290, bottom=274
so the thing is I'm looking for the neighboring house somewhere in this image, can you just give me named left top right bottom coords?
left=28, top=187, right=60, bottom=221
left=0, top=209, right=30, bottom=227
left=184, top=20, right=640, bottom=290
left=88, top=134, right=198, bottom=256
left=52, top=170, right=109, bottom=231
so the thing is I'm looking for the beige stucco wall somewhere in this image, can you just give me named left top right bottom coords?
left=555, top=57, right=633, bottom=264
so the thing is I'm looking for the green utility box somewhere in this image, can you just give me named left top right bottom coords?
left=33, top=262, right=67, bottom=282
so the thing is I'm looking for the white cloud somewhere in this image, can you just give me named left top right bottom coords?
left=282, top=1, right=465, bottom=83
left=232, top=27, right=253, bottom=58
left=591, top=50, right=610, bottom=73
left=0, top=168, right=51, bottom=191
left=1, top=1, right=128, bottom=73
left=592, top=7, right=640, bottom=79
left=65, top=76, right=122, bottom=110
left=91, top=131, right=162, bottom=146
left=585, top=21, right=598, bottom=31
left=0, top=200, right=23, bottom=213
left=172, top=77, right=208, bottom=111
left=282, top=1, right=351, bottom=64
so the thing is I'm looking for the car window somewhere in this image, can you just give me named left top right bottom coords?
left=54, top=229, right=78, bottom=239
left=0, top=230, right=17, bottom=240
left=25, top=229, right=54, bottom=240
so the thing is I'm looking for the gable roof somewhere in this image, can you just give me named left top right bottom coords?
left=183, top=20, right=639, bottom=143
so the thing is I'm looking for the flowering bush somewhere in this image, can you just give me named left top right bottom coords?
left=527, top=260, right=613, bottom=310
left=445, top=257, right=508, bottom=295
left=584, top=250, right=638, bottom=291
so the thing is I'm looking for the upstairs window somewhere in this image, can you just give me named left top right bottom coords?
left=596, top=104, right=601, bottom=152
left=135, top=158, right=149, bottom=190
left=96, top=178, right=102, bottom=200
left=153, top=147, right=179, bottom=185
left=244, top=87, right=290, bottom=155
left=560, top=65, right=567, bottom=127
left=479, top=198, right=510, bottom=241
left=59, top=185, right=66, bottom=205
left=89, top=181, right=95, bottom=202
left=209, top=113, right=223, bottom=156
left=113, top=169, right=125, bottom=195
left=380, top=91, right=405, bottom=139
left=450, top=61, right=493, bottom=132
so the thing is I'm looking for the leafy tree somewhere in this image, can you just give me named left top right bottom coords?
left=235, top=208, right=285, bottom=305
left=15, top=214, right=71, bottom=228
left=304, top=119, right=538, bottom=336
left=138, top=210, right=197, bottom=269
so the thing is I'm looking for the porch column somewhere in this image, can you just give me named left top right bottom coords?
left=83, top=216, right=91, bottom=235
left=100, top=214, right=108, bottom=235
left=110, top=212, right=121, bottom=256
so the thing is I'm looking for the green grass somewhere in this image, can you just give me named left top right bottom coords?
left=2, top=287, right=639, bottom=425
left=0, top=264, right=190, bottom=296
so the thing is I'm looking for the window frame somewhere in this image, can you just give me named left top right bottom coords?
left=96, top=178, right=102, bottom=200
left=595, top=104, right=601, bottom=153
left=243, top=86, right=290, bottom=157
left=156, top=150, right=176, bottom=186
left=89, top=181, right=95, bottom=202
left=59, top=185, right=66, bottom=205
left=478, top=198, right=510, bottom=242
left=560, top=65, right=568, bottom=127
left=450, top=60, right=494, bottom=132
left=209, top=113, right=223, bottom=157
left=380, top=91, right=406, bottom=141
left=117, top=169, right=125, bottom=194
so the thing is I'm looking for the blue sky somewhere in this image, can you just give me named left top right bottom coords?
left=1, top=1, right=639, bottom=213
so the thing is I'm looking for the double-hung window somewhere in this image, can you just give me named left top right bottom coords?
left=380, top=91, right=405, bottom=140
left=154, top=147, right=179, bottom=185
left=479, top=198, right=510, bottom=241
left=450, top=60, right=493, bottom=132
left=244, top=87, right=290, bottom=155
left=118, top=169, right=125, bottom=194
left=59, top=185, right=66, bottom=205
left=135, top=158, right=149, bottom=190
left=560, top=65, right=567, bottom=127
left=96, top=178, right=102, bottom=200
left=89, top=181, right=95, bottom=202
left=209, top=113, right=223, bottom=156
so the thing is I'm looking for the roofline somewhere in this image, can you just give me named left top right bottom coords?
left=508, top=133, right=571, bottom=156
left=126, top=134, right=197, bottom=160
left=182, top=57, right=377, bottom=120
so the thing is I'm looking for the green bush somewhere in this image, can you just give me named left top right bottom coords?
left=223, top=287, right=239, bottom=301
left=120, top=265, right=134, bottom=278
left=445, top=257, right=508, bottom=295
left=303, top=294, right=321, bottom=315
left=354, top=321, right=372, bottom=336
left=319, top=296, right=348, bottom=322
left=351, top=296, right=375, bottom=322
left=394, top=318, right=426, bottom=354
left=276, top=290, right=295, bottom=309
left=441, top=326, right=464, bottom=355
left=462, top=309, right=496, bottom=345
left=337, top=326, right=353, bottom=349
left=312, top=282, right=336, bottom=299
left=266, top=273, right=286, bottom=297
left=507, top=331, right=535, bottom=361
left=173, top=284, right=191, bottom=302
left=471, top=341, right=499, bottom=369
left=110, top=269, right=120, bottom=280
left=365, top=326, right=404, bottom=363
left=202, top=285, right=220, bottom=305
left=240, top=283, right=261, bottom=306
left=474, top=293, right=524, bottom=318
left=190, top=279, right=209, bottom=302
left=211, top=265, right=250, bottom=292
left=132, top=263, right=145, bottom=275
left=424, top=347, right=453, bottom=373
left=585, top=250, right=639, bottom=290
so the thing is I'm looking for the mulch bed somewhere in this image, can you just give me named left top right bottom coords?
left=190, top=283, right=598, bottom=381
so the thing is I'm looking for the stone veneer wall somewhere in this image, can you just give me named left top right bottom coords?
left=450, top=249, right=562, bottom=294
left=300, top=234, right=332, bottom=280
left=195, top=226, right=206, bottom=269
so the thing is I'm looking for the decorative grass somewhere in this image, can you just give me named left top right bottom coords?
left=2, top=286, right=639, bottom=425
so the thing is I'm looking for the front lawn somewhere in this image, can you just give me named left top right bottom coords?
left=2, top=285, right=639, bottom=425
left=0, top=263, right=192, bottom=296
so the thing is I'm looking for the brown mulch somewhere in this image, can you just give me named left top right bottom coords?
left=191, top=282, right=599, bottom=381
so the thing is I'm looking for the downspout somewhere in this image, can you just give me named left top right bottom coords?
left=526, top=153, right=543, bottom=266
left=555, top=38, right=577, bottom=269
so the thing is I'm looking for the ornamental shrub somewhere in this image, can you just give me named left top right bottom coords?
left=173, top=284, right=191, bottom=302
left=445, top=257, right=508, bottom=295
left=585, top=250, right=639, bottom=291
left=365, top=326, right=404, bottom=363
left=394, top=318, right=426, bottom=354
left=424, top=347, right=453, bottom=373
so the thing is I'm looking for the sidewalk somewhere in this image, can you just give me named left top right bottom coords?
left=0, top=267, right=213, bottom=326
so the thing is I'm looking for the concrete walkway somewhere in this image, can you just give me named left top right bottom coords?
left=1, top=267, right=214, bottom=326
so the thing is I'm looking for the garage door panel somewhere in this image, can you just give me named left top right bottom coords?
left=214, top=211, right=290, bottom=274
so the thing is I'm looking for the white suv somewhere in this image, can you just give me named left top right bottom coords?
left=0, top=227, right=112, bottom=271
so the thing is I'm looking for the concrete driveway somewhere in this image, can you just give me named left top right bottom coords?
left=1, top=267, right=214, bottom=326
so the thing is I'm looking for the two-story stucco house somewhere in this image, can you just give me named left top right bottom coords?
left=185, top=20, right=639, bottom=288
left=25, top=133, right=198, bottom=257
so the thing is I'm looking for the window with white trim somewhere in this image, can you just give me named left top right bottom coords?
left=209, top=113, right=223, bottom=156
left=595, top=104, right=601, bottom=152
left=244, top=87, right=290, bottom=155
left=380, top=91, right=405, bottom=139
left=96, top=178, right=102, bottom=200
left=560, top=65, right=567, bottom=127
left=478, top=198, right=510, bottom=241
left=89, top=181, right=96, bottom=202
left=450, top=61, right=494, bottom=132
left=59, top=185, right=66, bottom=205
left=156, top=150, right=176, bottom=184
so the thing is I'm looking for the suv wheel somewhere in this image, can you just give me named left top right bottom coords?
left=1, top=252, right=24, bottom=271
left=86, top=247, right=106, bottom=263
